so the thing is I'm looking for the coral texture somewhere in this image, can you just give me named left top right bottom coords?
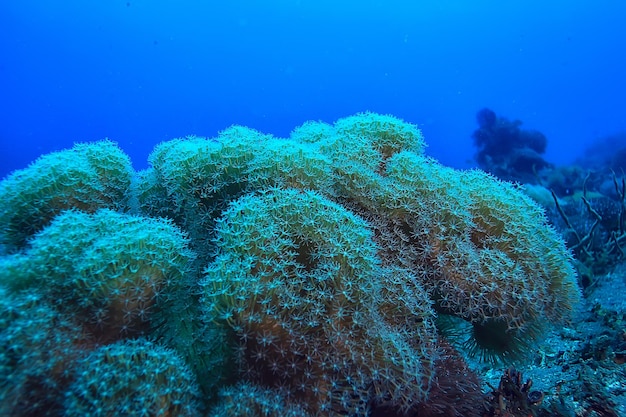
left=202, top=188, right=437, bottom=415
left=64, top=338, right=202, bottom=417
left=0, top=112, right=580, bottom=415
left=211, top=382, right=311, bottom=417
left=0, top=209, right=195, bottom=339
left=0, top=140, right=133, bottom=251
left=286, top=113, right=580, bottom=360
left=141, top=128, right=333, bottom=260
left=0, top=289, right=86, bottom=416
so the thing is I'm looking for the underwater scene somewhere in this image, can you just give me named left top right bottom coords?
left=1, top=1, right=625, bottom=416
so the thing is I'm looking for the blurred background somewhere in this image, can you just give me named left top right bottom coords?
left=1, top=0, right=625, bottom=176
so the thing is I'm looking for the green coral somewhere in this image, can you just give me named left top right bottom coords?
left=64, top=338, right=202, bottom=417
left=332, top=111, right=426, bottom=158
left=299, top=119, right=580, bottom=360
left=0, top=112, right=581, bottom=415
left=0, top=289, right=86, bottom=416
left=211, top=382, right=311, bottom=417
left=370, top=152, right=580, bottom=360
left=202, top=188, right=437, bottom=415
left=0, top=209, right=195, bottom=338
left=0, top=140, right=134, bottom=251
left=141, top=128, right=333, bottom=260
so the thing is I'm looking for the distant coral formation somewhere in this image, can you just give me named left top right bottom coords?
left=471, top=109, right=626, bottom=287
left=0, top=112, right=580, bottom=416
left=472, top=107, right=552, bottom=183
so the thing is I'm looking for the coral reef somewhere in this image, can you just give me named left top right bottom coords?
left=140, top=128, right=333, bottom=261
left=307, top=115, right=579, bottom=360
left=0, top=112, right=581, bottom=415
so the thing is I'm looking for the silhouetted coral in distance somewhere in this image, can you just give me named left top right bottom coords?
left=472, top=108, right=551, bottom=183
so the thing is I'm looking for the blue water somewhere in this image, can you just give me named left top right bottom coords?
left=1, top=0, right=625, bottom=178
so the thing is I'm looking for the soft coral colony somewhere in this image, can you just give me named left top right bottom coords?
left=0, top=112, right=580, bottom=416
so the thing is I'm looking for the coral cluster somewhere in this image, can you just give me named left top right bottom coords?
left=0, top=112, right=580, bottom=415
left=292, top=113, right=579, bottom=361
left=140, top=127, right=333, bottom=260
